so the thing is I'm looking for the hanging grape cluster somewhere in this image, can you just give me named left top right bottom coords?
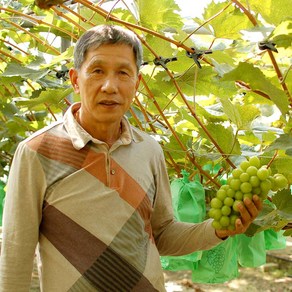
left=209, top=156, right=288, bottom=231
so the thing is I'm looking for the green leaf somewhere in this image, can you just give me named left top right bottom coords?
left=245, top=200, right=289, bottom=236
left=138, top=0, right=183, bottom=30
left=2, top=63, right=50, bottom=81
left=247, top=0, right=292, bottom=25
left=266, top=134, right=292, bottom=154
left=42, top=47, right=73, bottom=68
left=238, top=131, right=261, bottom=145
left=200, top=123, right=241, bottom=155
left=270, top=19, right=292, bottom=49
left=273, top=189, right=292, bottom=220
left=220, top=98, right=260, bottom=130
left=222, top=62, right=289, bottom=115
left=203, top=2, right=253, bottom=38
left=16, top=88, right=73, bottom=109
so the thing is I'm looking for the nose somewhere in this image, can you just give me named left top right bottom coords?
left=101, top=75, right=117, bottom=94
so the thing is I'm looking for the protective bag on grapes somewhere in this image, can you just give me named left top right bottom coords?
left=237, top=232, right=266, bottom=267
left=191, top=236, right=238, bottom=283
left=160, top=170, right=205, bottom=270
left=0, top=181, right=5, bottom=226
left=264, top=229, right=286, bottom=250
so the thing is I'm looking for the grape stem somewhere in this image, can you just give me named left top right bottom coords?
left=267, top=150, right=278, bottom=169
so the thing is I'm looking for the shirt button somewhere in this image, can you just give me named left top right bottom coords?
left=110, top=169, right=116, bottom=175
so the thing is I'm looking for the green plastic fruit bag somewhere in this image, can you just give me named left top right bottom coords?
left=0, top=181, right=5, bottom=226
left=171, top=170, right=206, bottom=224
left=237, top=232, right=266, bottom=267
left=160, top=257, right=198, bottom=271
left=264, top=229, right=286, bottom=250
left=161, top=170, right=205, bottom=270
left=191, top=236, right=238, bottom=283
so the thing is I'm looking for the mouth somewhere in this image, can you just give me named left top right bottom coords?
left=98, top=100, right=119, bottom=106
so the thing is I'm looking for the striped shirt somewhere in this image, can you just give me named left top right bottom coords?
left=0, top=102, right=222, bottom=291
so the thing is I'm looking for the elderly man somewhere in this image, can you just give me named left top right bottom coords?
left=0, top=25, right=262, bottom=291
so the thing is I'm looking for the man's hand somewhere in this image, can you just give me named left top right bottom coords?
left=215, top=195, right=263, bottom=239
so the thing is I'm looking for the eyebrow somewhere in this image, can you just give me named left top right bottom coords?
left=87, top=58, right=135, bottom=72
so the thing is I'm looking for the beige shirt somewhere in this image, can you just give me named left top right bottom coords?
left=0, top=103, right=222, bottom=291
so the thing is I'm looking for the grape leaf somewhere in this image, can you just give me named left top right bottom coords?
left=245, top=199, right=290, bottom=236
left=220, top=98, right=260, bottom=130
left=247, top=0, right=292, bottom=26
left=16, top=88, right=73, bottom=110
left=265, top=134, right=292, bottom=155
left=272, top=189, right=292, bottom=220
left=2, top=63, right=50, bottom=81
left=269, top=20, right=292, bottom=49
left=221, top=62, right=289, bottom=115
left=200, top=123, right=241, bottom=155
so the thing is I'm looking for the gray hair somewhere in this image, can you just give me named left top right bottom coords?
left=73, top=25, right=143, bottom=72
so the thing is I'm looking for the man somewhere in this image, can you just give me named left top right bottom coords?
left=0, top=25, right=262, bottom=291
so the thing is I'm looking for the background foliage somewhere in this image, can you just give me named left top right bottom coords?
left=0, top=0, right=291, bottom=235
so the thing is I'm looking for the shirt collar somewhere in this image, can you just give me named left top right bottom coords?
left=63, top=102, right=142, bottom=150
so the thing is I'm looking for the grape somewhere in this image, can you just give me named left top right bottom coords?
left=234, top=191, right=243, bottom=200
left=229, top=178, right=241, bottom=190
left=212, top=220, right=222, bottom=230
left=224, top=197, right=234, bottom=207
left=257, top=167, right=269, bottom=181
left=209, top=158, right=289, bottom=231
left=232, top=168, right=243, bottom=179
left=246, top=166, right=258, bottom=176
left=240, top=182, right=252, bottom=193
left=220, top=216, right=230, bottom=227
left=216, top=189, right=227, bottom=201
left=249, top=175, right=260, bottom=187
left=273, top=174, right=288, bottom=189
left=249, top=156, right=261, bottom=168
left=211, top=197, right=223, bottom=209
left=209, top=208, right=222, bottom=221
left=252, top=187, right=261, bottom=195
left=221, top=205, right=231, bottom=216
left=221, top=184, right=229, bottom=191
left=240, top=161, right=250, bottom=171
left=260, top=179, right=272, bottom=194
left=239, top=172, right=250, bottom=182
left=226, top=188, right=235, bottom=198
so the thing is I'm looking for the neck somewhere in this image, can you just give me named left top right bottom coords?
left=74, top=110, right=122, bottom=147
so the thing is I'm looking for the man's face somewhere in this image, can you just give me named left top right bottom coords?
left=70, top=43, right=140, bottom=127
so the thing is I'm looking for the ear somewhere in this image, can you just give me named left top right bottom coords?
left=69, top=68, right=80, bottom=93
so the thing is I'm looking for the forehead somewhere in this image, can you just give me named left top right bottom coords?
left=84, top=43, right=136, bottom=67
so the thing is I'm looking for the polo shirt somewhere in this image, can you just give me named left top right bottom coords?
left=0, top=102, right=222, bottom=291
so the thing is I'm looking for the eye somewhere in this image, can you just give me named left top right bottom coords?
left=119, top=70, right=129, bottom=76
left=94, top=68, right=103, bottom=74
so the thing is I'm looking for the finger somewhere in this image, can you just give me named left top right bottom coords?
left=253, top=195, right=263, bottom=211
left=234, top=218, right=245, bottom=234
left=237, top=200, right=252, bottom=223
left=242, top=197, right=258, bottom=219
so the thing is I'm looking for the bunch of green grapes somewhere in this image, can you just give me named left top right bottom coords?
left=209, top=156, right=288, bottom=231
